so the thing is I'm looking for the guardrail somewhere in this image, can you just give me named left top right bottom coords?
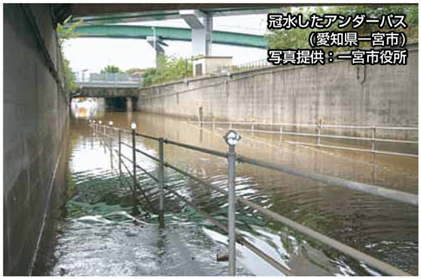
left=77, top=73, right=142, bottom=88
left=91, top=120, right=416, bottom=276
left=188, top=120, right=418, bottom=158
left=211, top=59, right=273, bottom=76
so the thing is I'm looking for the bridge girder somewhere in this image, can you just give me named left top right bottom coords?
left=68, top=25, right=268, bottom=49
left=76, top=86, right=140, bottom=99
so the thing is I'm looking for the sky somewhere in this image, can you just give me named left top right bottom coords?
left=63, top=14, right=269, bottom=77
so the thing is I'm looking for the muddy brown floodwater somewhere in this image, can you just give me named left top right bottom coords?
left=45, top=103, right=418, bottom=276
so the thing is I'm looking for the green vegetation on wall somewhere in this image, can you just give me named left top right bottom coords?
left=100, top=65, right=124, bottom=74
left=63, top=57, right=78, bottom=92
left=142, top=54, right=193, bottom=87
left=57, top=17, right=83, bottom=93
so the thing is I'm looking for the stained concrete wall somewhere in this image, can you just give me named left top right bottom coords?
left=137, top=48, right=418, bottom=139
left=4, top=4, right=69, bottom=275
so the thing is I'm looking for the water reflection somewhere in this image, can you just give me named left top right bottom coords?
left=48, top=108, right=418, bottom=276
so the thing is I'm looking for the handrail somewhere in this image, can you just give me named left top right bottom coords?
left=119, top=152, right=155, bottom=210
left=165, top=138, right=228, bottom=159
left=127, top=127, right=417, bottom=206
left=112, top=134, right=414, bottom=275
left=288, top=141, right=419, bottom=158
left=116, top=139, right=293, bottom=275
left=161, top=162, right=411, bottom=276
left=187, top=120, right=419, bottom=131
left=164, top=185, right=294, bottom=276
left=187, top=120, right=418, bottom=158
left=236, top=155, right=418, bottom=206
left=92, top=122, right=415, bottom=276
left=100, top=126, right=294, bottom=275
left=234, top=128, right=418, bottom=144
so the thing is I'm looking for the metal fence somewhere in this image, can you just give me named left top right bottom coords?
left=76, top=73, right=142, bottom=88
left=211, top=59, right=273, bottom=76
left=188, top=120, right=418, bottom=158
left=91, top=120, right=416, bottom=276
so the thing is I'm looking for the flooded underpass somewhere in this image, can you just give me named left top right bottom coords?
left=44, top=103, right=418, bottom=276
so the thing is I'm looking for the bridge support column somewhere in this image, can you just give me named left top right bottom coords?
left=180, top=10, right=212, bottom=56
left=146, top=33, right=168, bottom=66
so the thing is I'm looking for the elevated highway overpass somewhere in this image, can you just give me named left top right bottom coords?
left=69, top=25, right=268, bottom=49
left=59, top=4, right=281, bottom=56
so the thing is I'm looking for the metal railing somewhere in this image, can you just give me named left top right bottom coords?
left=188, top=120, right=418, bottom=158
left=211, top=59, right=273, bottom=76
left=90, top=120, right=417, bottom=276
left=76, top=73, right=142, bottom=88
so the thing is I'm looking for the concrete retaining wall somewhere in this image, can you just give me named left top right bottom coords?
left=137, top=48, right=418, bottom=139
left=3, top=4, right=69, bottom=275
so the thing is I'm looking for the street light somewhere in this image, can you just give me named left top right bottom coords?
left=98, top=120, right=102, bottom=124
left=81, top=69, right=88, bottom=82
left=131, top=123, right=137, bottom=130
left=109, top=121, right=113, bottom=126
left=224, top=130, right=242, bottom=146
left=223, top=129, right=241, bottom=276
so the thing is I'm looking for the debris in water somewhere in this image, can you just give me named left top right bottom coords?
left=217, top=251, right=229, bottom=262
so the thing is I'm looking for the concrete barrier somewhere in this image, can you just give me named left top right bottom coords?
left=137, top=48, right=418, bottom=140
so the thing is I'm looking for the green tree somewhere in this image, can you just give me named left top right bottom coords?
left=57, top=17, right=83, bottom=47
left=100, top=65, right=123, bottom=74
left=63, top=58, right=78, bottom=92
left=57, top=17, right=83, bottom=92
left=142, top=54, right=193, bottom=86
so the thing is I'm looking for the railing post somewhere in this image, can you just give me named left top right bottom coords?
left=228, top=145, right=236, bottom=276
left=132, top=123, right=137, bottom=183
left=131, top=123, right=138, bottom=207
left=158, top=138, right=165, bottom=228
left=280, top=125, right=283, bottom=142
left=317, top=124, right=321, bottom=146
left=109, top=121, right=114, bottom=169
left=98, top=121, right=105, bottom=153
left=199, top=107, right=203, bottom=127
left=118, top=129, right=122, bottom=184
left=223, top=130, right=242, bottom=276
left=372, top=125, right=376, bottom=163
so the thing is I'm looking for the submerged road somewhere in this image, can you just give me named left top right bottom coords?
left=43, top=103, right=418, bottom=276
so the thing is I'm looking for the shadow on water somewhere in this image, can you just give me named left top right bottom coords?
left=44, top=102, right=418, bottom=276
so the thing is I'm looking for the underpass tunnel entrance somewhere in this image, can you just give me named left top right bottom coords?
left=104, top=97, right=136, bottom=111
